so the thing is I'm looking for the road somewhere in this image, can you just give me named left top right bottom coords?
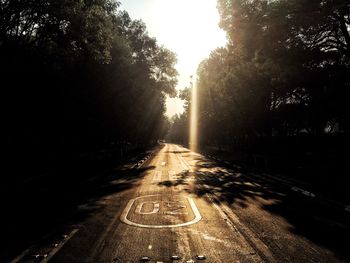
left=15, top=143, right=349, bottom=262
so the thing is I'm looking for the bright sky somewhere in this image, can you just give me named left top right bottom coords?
left=120, top=0, right=227, bottom=118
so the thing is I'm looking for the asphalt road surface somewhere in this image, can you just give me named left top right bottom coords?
left=14, top=144, right=349, bottom=262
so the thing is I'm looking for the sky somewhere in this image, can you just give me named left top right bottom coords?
left=120, top=0, right=227, bottom=118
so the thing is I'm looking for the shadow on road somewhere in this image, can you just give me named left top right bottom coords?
left=157, top=170, right=190, bottom=188
left=165, top=150, right=191, bottom=154
left=159, top=153, right=350, bottom=262
left=0, top=159, right=153, bottom=262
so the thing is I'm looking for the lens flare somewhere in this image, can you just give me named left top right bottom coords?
left=189, top=76, right=198, bottom=152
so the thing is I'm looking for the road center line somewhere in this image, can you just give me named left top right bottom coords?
left=174, top=148, right=193, bottom=172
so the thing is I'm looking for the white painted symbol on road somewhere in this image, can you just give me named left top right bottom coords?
left=164, top=201, right=188, bottom=215
left=120, top=195, right=201, bottom=228
left=135, top=202, right=160, bottom=215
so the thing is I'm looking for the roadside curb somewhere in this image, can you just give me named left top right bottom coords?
left=131, top=153, right=152, bottom=169
left=131, top=149, right=156, bottom=169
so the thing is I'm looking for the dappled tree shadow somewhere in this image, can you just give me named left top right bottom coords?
left=157, top=170, right=190, bottom=188
left=165, top=150, right=191, bottom=154
left=0, top=159, right=153, bottom=262
left=186, top=154, right=350, bottom=261
left=191, top=158, right=280, bottom=207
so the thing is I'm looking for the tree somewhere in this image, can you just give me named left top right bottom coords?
left=193, top=0, right=350, bottom=144
left=2, top=0, right=178, bottom=171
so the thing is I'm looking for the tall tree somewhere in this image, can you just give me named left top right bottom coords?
left=178, top=0, right=350, bottom=148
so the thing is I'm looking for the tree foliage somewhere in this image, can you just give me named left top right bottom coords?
left=1, top=0, right=178, bottom=156
left=169, top=0, right=350, bottom=145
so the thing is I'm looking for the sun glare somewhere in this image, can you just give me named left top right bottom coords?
left=121, top=0, right=226, bottom=118
left=148, top=0, right=226, bottom=90
left=189, top=77, right=198, bottom=152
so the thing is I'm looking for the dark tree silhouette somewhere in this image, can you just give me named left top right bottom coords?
left=169, top=0, right=349, bottom=145
left=167, top=0, right=350, bottom=192
left=1, top=0, right=178, bottom=182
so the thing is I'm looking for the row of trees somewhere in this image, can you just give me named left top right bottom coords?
left=169, top=0, right=350, bottom=146
left=2, top=0, right=177, bottom=160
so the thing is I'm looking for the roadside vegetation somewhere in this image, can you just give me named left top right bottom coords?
left=168, top=0, right=350, bottom=202
left=2, top=0, right=177, bottom=182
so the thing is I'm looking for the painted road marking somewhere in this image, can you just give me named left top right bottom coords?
left=120, top=195, right=201, bottom=228
left=153, top=171, right=162, bottom=182
left=164, top=201, right=188, bottom=215
left=135, top=201, right=188, bottom=215
left=135, top=202, right=160, bottom=215
left=177, top=152, right=193, bottom=172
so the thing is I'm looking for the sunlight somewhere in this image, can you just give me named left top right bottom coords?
left=189, top=76, right=198, bottom=152
left=165, top=96, right=185, bottom=117
left=148, top=0, right=226, bottom=90
left=120, top=0, right=227, bottom=118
